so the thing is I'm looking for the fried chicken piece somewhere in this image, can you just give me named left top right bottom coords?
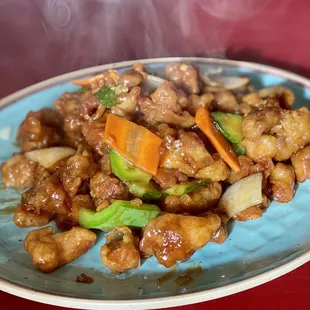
left=195, top=153, right=230, bottom=181
left=133, top=62, right=148, bottom=77
left=22, top=172, right=70, bottom=215
left=291, top=146, right=310, bottom=183
left=242, top=95, right=280, bottom=110
left=269, top=163, right=295, bottom=203
left=271, top=108, right=310, bottom=161
left=71, top=195, right=95, bottom=223
left=258, top=86, right=295, bottom=109
left=63, top=113, right=84, bottom=146
left=233, top=205, right=262, bottom=221
left=241, top=92, right=261, bottom=108
left=213, top=90, right=251, bottom=115
left=187, top=93, right=214, bottom=116
left=155, top=124, right=177, bottom=139
left=17, top=108, right=63, bottom=152
left=139, top=82, right=195, bottom=128
left=24, top=226, right=96, bottom=273
left=260, top=194, right=271, bottom=209
left=251, top=158, right=275, bottom=179
left=100, top=227, right=140, bottom=273
left=228, top=155, right=254, bottom=184
left=81, top=114, right=108, bottom=155
left=213, top=90, right=239, bottom=113
left=140, top=213, right=220, bottom=267
left=210, top=225, right=227, bottom=244
left=165, top=63, right=199, bottom=94
left=84, top=70, right=120, bottom=93
left=90, top=172, right=128, bottom=206
left=60, top=153, right=97, bottom=197
left=1, top=153, right=36, bottom=189
left=13, top=204, right=53, bottom=228
left=54, top=92, right=80, bottom=118
left=160, top=132, right=213, bottom=176
left=111, top=86, right=140, bottom=118
left=161, top=182, right=222, bottom=215
left=242, top=108, right=280, bottom=141
left=228, top=156, right=274, bottom=186
left=119, top=69, right=143, bottom=88
left=241, top=135, right=278, bottom=162
left=98, top=146, right=111, bottom=175
left=154, top=167, right=188, bottom=189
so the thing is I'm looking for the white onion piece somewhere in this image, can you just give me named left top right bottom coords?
left=200, top=74, right=250, bottom=90
left=219, top=173, right=263, bottom=218
left=25, top=147, right=76, bottom=168
left=141, top=74, right=166, bottom=94
left=0, top=126, right=12, bottom=140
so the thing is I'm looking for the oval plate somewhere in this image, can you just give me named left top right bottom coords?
left=0, top=58, right=310, bottom=310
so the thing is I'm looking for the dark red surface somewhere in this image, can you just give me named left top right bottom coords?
left=1, top=0, right=310, bottom=309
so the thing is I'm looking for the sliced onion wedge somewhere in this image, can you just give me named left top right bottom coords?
left=25, top=147, right=76, bottom=168
left=218, top=173, right=263, bottom=218
left=200, top=74, right=250, bottom=90
left=141, top=74, right=166, bottom=94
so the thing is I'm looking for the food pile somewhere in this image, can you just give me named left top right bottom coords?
left=1, top=62, right=310, bottom=273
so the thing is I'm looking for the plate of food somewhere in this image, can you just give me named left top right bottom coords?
left=0, top=57, right=309, bottom=310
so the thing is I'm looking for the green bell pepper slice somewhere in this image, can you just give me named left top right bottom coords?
left=164, top=180, right=209, bottom=196
left=79, top=200, right=160, bottom=230
left=128, top=181, right=162, bottom=200
left=110, top=150, right=152, bottom=183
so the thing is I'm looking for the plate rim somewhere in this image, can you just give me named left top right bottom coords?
left=1, top=57, right=310, bottom=309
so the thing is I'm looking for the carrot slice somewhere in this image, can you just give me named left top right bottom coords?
left=72, top=74, right=103, bottom=86
left=195, top=106, right=241, bottom=171
left=104, top=113, right=162, bottom=176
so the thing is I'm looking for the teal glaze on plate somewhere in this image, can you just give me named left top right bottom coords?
left=0, top=58, right=310, bottom=306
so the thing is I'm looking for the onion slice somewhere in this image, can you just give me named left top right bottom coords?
left=218, top=173, right=263, bottom=218
left=141, top=74, right=166, bottom=94
left=25, top=147, right=76, bottom=168
left=0, top=126, right=12, bottom=140
left=200, top=74, right=250, bottom=90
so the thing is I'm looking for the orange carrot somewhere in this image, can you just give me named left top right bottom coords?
left=72, top=74, right=103, bottom=86
left=104, top=113, right=162, bottom=176
left=195, top=106, right=241, bottom=172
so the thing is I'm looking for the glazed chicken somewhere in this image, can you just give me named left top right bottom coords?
left=269, top=163, right=296, bottom=203
left=291, top=146, right=310, bottom=183
left=160, top=131, right=213, bottom=177
left=139, top=82, right=195, bottom=128
left=17, top=108, right=63, bottom=152
left=140, top=213, right=221, bottom=267
left=100, top=227, right=140, bottom=273
left=1, top=153, right=36, bottom=189
left=13, top=204, right=53, bottom=228
left=161, top=182, right=222, bottom=214
left=24, top=226, right=96, bottom=273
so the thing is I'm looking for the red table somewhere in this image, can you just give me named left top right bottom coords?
left=1, top=0, right=310, bottom=309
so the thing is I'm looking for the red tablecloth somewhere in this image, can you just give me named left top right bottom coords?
left=1, top=0, right=310, bottom=309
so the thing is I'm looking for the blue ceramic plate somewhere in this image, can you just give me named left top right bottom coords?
left=0, top=58, right=310, bottom=310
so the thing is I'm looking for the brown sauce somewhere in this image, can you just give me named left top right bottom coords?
left=155, top=265, right=177, bottom=287
left=175, top=266, right=202, bottom=286
left=76, top=273, right=94, bottom=284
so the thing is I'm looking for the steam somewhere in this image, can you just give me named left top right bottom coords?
left=38, top=0, right=275, bottom=69
left=0, top=0, right=281, bottom=93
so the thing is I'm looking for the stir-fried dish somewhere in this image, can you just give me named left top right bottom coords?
left=1, top=62, right=310, bottom=273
